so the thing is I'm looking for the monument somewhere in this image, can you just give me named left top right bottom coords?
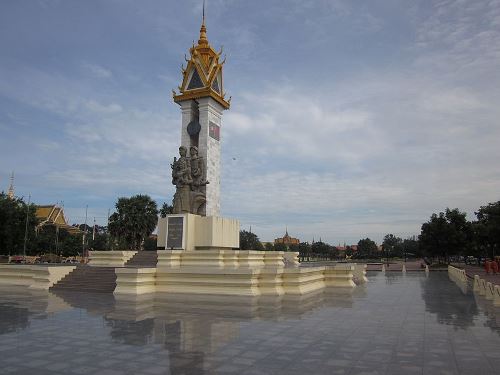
left=157, top=11, right=239, bottom=251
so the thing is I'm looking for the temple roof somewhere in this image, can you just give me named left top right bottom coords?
left=173, top=16, right=230, bottom=109
left=36, top=205, right=81, bottom=234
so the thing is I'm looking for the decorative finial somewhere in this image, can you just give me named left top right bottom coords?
left=198, top=0, right=208, bottom=45
left=7, top=171, right=14, bottom=199
left=202, top=0, right=206, bottom=25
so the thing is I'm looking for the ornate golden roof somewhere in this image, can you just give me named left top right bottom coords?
left=173, top=17, right=230, bottom=109
left=36, top=205, right=81, bottom=234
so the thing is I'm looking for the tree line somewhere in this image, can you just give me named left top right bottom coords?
left=2, top=189, right=498, bottom=262
left=0, top=193, right=171, bottom=257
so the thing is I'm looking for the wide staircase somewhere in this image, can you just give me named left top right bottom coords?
left=50, top=265, right=117, bottom=293
left=125, top=251, right=158, bottom=267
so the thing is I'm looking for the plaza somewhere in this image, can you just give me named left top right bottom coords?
left=0, top=271, right=499, bottom=375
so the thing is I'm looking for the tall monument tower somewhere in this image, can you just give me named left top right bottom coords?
left=172, top=11, right=230, bottom=217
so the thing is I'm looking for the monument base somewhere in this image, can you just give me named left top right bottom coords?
left=157, top=214, right=239, bottom=251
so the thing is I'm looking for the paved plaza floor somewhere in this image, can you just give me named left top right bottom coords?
left=0, top=272, right=499, bottom=375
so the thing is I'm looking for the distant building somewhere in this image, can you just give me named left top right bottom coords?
left=36, top=205, right=81, bottom=234
left=274, top=228, right=300, bottom=246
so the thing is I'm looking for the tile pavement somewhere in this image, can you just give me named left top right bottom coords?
left=0, top=272, right=499, bottom=374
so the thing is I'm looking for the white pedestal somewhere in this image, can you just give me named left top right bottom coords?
left=157, top=214, right=239, bottom=251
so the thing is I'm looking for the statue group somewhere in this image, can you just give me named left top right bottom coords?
left=171, top=146, right=209, bottom=215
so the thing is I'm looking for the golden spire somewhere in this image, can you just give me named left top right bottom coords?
left=198, top=0, right=208, bottom=45
left=7, top=171, right=14, bottom=199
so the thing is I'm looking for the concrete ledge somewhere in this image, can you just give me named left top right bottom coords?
left=352, top=264, right=368, bottom=283
left=264, top=252, right=285, bottom=268
left=282, top=267, right=326, bottom=295
left=0, top=265, right=35, bottom=286
left=238, top=251, right=265, bottom=268
left=258, top=267, right=284, bottom=296
left=157, top=250, right=182, bottom=267
left=223, top=250, right=239, bottom=268
left=181, top=250, right=225, bottom=267
left=325, top=266, right=356, bottom=288
left=89, top=251, right=137, bottom=267
left=283, top=252, right=299, bottom=266
left=156, top=267, right=262, bottom=296
left=485, top=281, right=495, bottom=301
left=114, top=268, right=156, bottom=295
left=448, top=265, right=468, bottom=283
left=30, top=266, right=76, bottom=290
left=494, top=285, right=500, bottom=307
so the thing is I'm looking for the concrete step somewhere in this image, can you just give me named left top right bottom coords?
left=125, top=251, right=158, bottom=268
left=50, top=265, right=117, bottom=293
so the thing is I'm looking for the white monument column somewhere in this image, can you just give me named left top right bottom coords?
left=173, top=16, right=229, bottom=217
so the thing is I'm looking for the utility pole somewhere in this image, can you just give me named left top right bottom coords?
left=107, top=208, right=110, bottom=250
left=23, top=194, right=31, bottom=258
left=82, top=205, right=88, bottom=260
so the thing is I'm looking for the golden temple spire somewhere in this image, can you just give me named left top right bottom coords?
left=198, top=0, right=208, bottom=45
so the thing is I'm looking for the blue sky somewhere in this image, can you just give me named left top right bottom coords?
left=1, top=0, right=499, bottom=244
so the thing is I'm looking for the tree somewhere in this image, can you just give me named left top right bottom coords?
left=298, top=242, right=311, bottom=261
left=312, top=241, right=332, bottom=260
left=108, top=195, right=158, bottom=251
left=357, top=238, right=378, bottom=258
left=0, top=193, right=38, bottom=255
left=239, top=230, right=264, bottom=250
left=474, top=201, right=500, bottom=259
left=402, top=236, right=421, bottom=258
left=159, top=202, right=174, bottom=218
left=264, top=242, right=274, bottom=251
left=382, top=234, right=403, bottom=258
left=274, top=242, right=287, bottom=252
left=419, top=208, right=470, bottom=263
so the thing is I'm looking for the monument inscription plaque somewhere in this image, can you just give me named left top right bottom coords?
left=167, top=216, right=184, bottom=249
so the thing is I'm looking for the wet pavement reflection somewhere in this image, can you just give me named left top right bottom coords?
left=0, top=272, right=499, bottom=374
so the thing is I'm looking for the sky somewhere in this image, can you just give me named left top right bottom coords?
left=1, top=0, right=499, bottom=244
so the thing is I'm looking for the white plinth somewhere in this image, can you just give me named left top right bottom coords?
left=157, top=213, right=239, bottom=251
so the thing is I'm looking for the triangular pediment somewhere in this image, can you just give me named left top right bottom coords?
left=211, top=76, right=220, bottom=93
left=187, top=68, right=204, bottom=90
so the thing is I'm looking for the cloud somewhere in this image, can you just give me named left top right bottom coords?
left=85, top=100, right=123, bottom=114
left=82, top=62, right=113, bottom=79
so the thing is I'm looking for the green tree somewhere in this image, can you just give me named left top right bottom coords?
left=402, top=236, right=420, bottom=258
left=312, top=241, right=331, bottom=260
left=108, top=195, right=158, bottom=250
left=289, top=243, right=300, bottom=253
left=239, top=230, right=264, bottom=250
left=298, top=242, right=311, bottom=261
left=0, top=193, right=38, bottom=255
left=382, top=234, right=403, bottom=257
left=419, top=208, right=470, bottom=263
left=474, top=201, right=500, bottom=259
left=357, top=238, right=378, bottom=258
left=264, top=242, right=274, bottom=251
left=274, top=242, right=287, bottom=252
left=159, top=202, right=174, bottom=218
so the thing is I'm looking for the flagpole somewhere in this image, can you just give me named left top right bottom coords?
left=23, top=194, right=31, bottom=258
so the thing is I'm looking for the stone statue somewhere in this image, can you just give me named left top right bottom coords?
left=171, top=146, right=192, bottom=188
left=171, top=146, right=192, bottom=214
left=171, top=145, right=209, bottom=215
left=189, top=146, right=208, bottom=191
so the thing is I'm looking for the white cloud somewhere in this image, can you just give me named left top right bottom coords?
left=82, top=62, right=113, bottom=79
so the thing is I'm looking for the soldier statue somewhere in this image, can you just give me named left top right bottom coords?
left=171, top=145, right=209, bottom=215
